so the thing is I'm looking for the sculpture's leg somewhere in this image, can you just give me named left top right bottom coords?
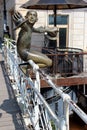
left=18, top=49, right=52, bottom=68
left=28, top=50, right=52, bottom=68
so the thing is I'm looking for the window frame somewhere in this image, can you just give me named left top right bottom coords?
left=48, top=14, right=69, bottom=48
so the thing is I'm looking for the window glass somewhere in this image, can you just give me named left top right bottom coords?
left=59, top=28, right=66, bottom=48
left=49, top=15, right=68, bottom=25
left=48, top=14, right=68, bottom=48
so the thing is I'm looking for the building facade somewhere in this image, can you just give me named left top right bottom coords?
left=0, top=0, right=87, bottom=51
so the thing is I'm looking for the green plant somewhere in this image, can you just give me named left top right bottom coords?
left=50, top=120, right=56, bottom=130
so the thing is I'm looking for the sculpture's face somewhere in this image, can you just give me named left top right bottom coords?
left=28, top=11, right=38, bottom=24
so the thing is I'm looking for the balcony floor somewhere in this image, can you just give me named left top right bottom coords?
left=40, top=72, right=87, bottom=88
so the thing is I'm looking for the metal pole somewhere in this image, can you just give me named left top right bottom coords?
left=28, top=60, right=60, bottom=124
left=64, top=101, right=69, bottom=130
left=54, top=5, right=57, bottom=26
left=3, top=0, right=7, bottom=29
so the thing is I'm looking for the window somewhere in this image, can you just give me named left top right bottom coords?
left=49, top=15, right=69, bottom=48
left=49, top=15, right=68, bottom=25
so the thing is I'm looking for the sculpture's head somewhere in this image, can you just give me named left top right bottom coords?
left=25, top=10, right=38, bottom=25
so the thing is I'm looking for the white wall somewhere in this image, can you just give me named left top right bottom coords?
left=84, top=11, right=87, bottom=50
left=31, top=10, right=48, bottom=51
left=68, top=9, right=87, bottom=50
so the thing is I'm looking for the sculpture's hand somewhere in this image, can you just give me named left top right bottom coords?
left=12, top=11, right=27, bottom=29
left=45, top=27, right=58, bottom=32
left=45, top=27, right=58, bottom=37
left=13, top=11, right=24, bottom=23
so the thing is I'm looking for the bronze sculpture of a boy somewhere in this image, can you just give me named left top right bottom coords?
left=13, top=10, right=58, bottom=67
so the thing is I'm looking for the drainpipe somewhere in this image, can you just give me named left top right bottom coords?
left=3, top=0, right=7, bottom=31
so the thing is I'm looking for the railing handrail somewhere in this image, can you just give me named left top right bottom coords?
left=3, top=38, right=87, bottom=130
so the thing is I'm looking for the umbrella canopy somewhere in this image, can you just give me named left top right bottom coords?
left=21, top=0, right=87, bottom=26
left=21, top=0, right=87, bottom=10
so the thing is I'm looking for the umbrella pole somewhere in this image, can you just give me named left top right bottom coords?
left=54, top=5, right=59, bottom=48
left=54, top=5, right=57, bottom=26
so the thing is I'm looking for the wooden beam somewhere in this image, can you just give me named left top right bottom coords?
left=40, top=75, right=87, bottom=88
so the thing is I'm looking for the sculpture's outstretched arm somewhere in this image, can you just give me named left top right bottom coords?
left=33, top=26, right=58, bottom=33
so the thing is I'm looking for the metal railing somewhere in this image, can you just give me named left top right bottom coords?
left=3, top=38, right=87, bottom=130
left=42, top=47, right=87, bottom=77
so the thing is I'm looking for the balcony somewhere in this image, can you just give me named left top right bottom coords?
left=41, top=47, right=87, bottom=87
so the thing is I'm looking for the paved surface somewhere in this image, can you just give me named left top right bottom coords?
left=0, top=53, right=27, bottom=130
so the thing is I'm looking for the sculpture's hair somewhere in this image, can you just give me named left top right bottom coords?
left=25, top=10, right=38, bottom=18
